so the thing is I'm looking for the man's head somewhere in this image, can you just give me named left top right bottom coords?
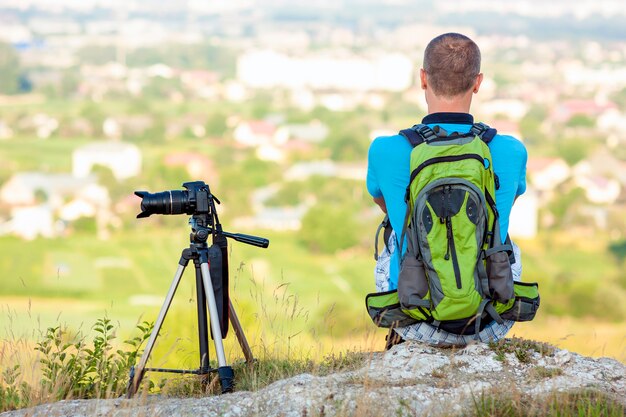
left=420, top=33, right=482, bottom=101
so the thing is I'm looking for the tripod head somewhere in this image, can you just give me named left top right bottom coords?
left=135, top=180, right=270, bottom=248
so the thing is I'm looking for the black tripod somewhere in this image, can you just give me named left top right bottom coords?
left=126, top=189, right=268, bottom=397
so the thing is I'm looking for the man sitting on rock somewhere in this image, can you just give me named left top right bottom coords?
left=366, top=32, right=528, bottom=347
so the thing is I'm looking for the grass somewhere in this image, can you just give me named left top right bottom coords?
left=1, top=313, right=623, bottom=415
left=529, top=366, right=563, bottom=380
left=468, top=388, right=624, bottom=417
left=0, top=314, right=370, bottom=412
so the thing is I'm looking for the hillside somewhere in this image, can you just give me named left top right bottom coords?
left=3, top=340, right=624, bottom=417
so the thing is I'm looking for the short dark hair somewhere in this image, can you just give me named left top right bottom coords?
left=423, top=33, right=481, bottom=98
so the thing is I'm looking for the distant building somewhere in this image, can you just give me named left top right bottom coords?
left=0, top=120, right=13, bottom=140
left=284, top=160, right=337, bottom=181
left=478, top=99, right=528, bottom=121
left=1, top=206, right=55, bottom=240
left=551, top=99, right=617, bottom=124
left=509, top=187, right=538, bottom=239
left=527, top=157, right=571, bottom=193
left=237, top=50, right=413, bottom=92
left=17, top=113, right=59, bottom=139
left=233, top=120, right=277, bottom=147
left=247, top=206, right=308, bottom=231
left=490, top=120, right=522, bottom=139
left=574, top=149, right=626, bottom=187
left=180, top=69, right=219, bottom=99
left=1, top=172, right=94, bottom=206
left=164, top=152, right=216, bottom=180
left=275, top=121, right=329, bottom=143
left=0, top=172, right=111, bottom=239
left=72, top=141, right=142, bottom=180
left=369, top=128, right=398, bottom=141
left=102, top=115, right=153, bottom=139
left=574, top=175, right=621, bottom=205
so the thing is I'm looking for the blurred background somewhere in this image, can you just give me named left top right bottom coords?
left=0, top=0, right=624, bottom=368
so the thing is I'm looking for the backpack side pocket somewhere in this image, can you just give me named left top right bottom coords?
left=485, top=248, right=514, bottom=303
left=365, top=290, right=419, bottom=328
left=398, top=255, right=429, bottom=309
left=498, top=281, right=540, bottom=321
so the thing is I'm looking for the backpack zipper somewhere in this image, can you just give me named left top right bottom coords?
left=445, top=217, right=462, bottom=289
left=409, top=153, right=485, bottom=186
left=442, top=186, right=462, bottom=289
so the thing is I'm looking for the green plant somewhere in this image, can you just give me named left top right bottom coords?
left=471, top=389, right=524, bottom=417
left=488, top=337, right=555, bottom=364
left=529, top=366, right=563, bottom=380
left=34, top=318, right=152, bottom=401
left=0, top=365, right=32, bottom=411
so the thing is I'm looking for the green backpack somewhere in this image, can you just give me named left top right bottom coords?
left=366, top=123, right=540, bottom=336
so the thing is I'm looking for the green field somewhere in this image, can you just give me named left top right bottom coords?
left=0, top=226, right=380, bottom=372
left=1, top=226, right=625, bottom=369
left=1, top=99, right=624, bottom=370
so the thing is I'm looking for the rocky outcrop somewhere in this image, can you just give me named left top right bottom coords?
left=3, top=341, right=624, bottom=417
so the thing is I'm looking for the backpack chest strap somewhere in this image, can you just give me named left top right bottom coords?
left=400, top=122, right=498, bottom=147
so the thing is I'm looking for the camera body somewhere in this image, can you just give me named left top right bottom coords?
left=135, top=181, right=213, bottom=218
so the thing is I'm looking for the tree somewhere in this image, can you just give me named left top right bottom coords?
left=519, top=105, right=547, bottom=145
left=566, top=114, right=595, bottom=128
left=558, top=137, right=597, bottom=166
left=299, top=203, right=359, bottom=253
left=0, top=41, right=21, bottom=94
left=205, top=113, right=228, bottom=137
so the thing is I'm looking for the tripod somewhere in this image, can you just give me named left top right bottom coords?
left=126, top=210, right=269, bottom=397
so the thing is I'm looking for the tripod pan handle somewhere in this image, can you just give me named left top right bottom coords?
left=226, top=232, right=269, bottom=248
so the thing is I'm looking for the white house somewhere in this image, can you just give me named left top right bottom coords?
left=0, top=120, right=13, bottom=139
left=0, top=172, right=95, bottom=207
left=490, top=120, right=522, bottom=139
left=0, top=172, right=111, bottom=239
left=574, top=174, right=621, bottom=205
left=72, top=141, right=142, bottom=180
left=526, top=157, right=571, bottom=192
left=275, top=121, right=329, bottom=143
left=477, top=99, right=528, bottom=121
left=237, top=49, right=413, bottom=92
left=508, top=187, right=539, bottom=239
left=574, top=149, right=626, bottom=187
left=233, top=120, right=277, bottom=147
left=1, top=206, right=55, bottom=240
left=284, top=160, right=337, bottom=181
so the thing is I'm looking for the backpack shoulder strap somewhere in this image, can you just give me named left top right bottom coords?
left=470, top=122, right=497, bottom=143
left=470, top=122, right=501, bottom=190
left=399, top=124, right=437, bottom=147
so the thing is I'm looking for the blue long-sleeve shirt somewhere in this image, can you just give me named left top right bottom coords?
left=366, top=112, right=527, bottom=290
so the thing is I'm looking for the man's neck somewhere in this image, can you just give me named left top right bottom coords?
left=426, top=92, right=473, bottom=114
left=427, top=102, right=471, bottom=114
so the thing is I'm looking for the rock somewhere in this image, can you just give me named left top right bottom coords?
left=553, top=349, right=572, bottom=366
left=2, top=341, right=624, bottom=417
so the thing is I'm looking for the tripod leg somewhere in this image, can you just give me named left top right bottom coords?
left=228, top=300, right=254, bottom=365
left=126, top=263, right=187, bottom=398
left=194, top=261, right=210, bottom=376
left=199, top=261, right=234, bottom=393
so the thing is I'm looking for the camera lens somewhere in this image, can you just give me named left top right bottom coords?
left=135, top=190, right=191, bottom=217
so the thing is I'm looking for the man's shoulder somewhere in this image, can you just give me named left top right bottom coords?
left=369, top=133, right=412, bottom=152
left=491, top=133, right=527, bottom=155
left=371, top=133, right=405, bottom=144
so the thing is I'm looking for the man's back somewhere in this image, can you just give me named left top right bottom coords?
left=366, top=112, right=527, bottom=290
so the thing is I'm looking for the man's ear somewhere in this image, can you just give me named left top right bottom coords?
left=420, top=68, right=427, bottom=90
left=473, top=73, right=483, bottom=94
